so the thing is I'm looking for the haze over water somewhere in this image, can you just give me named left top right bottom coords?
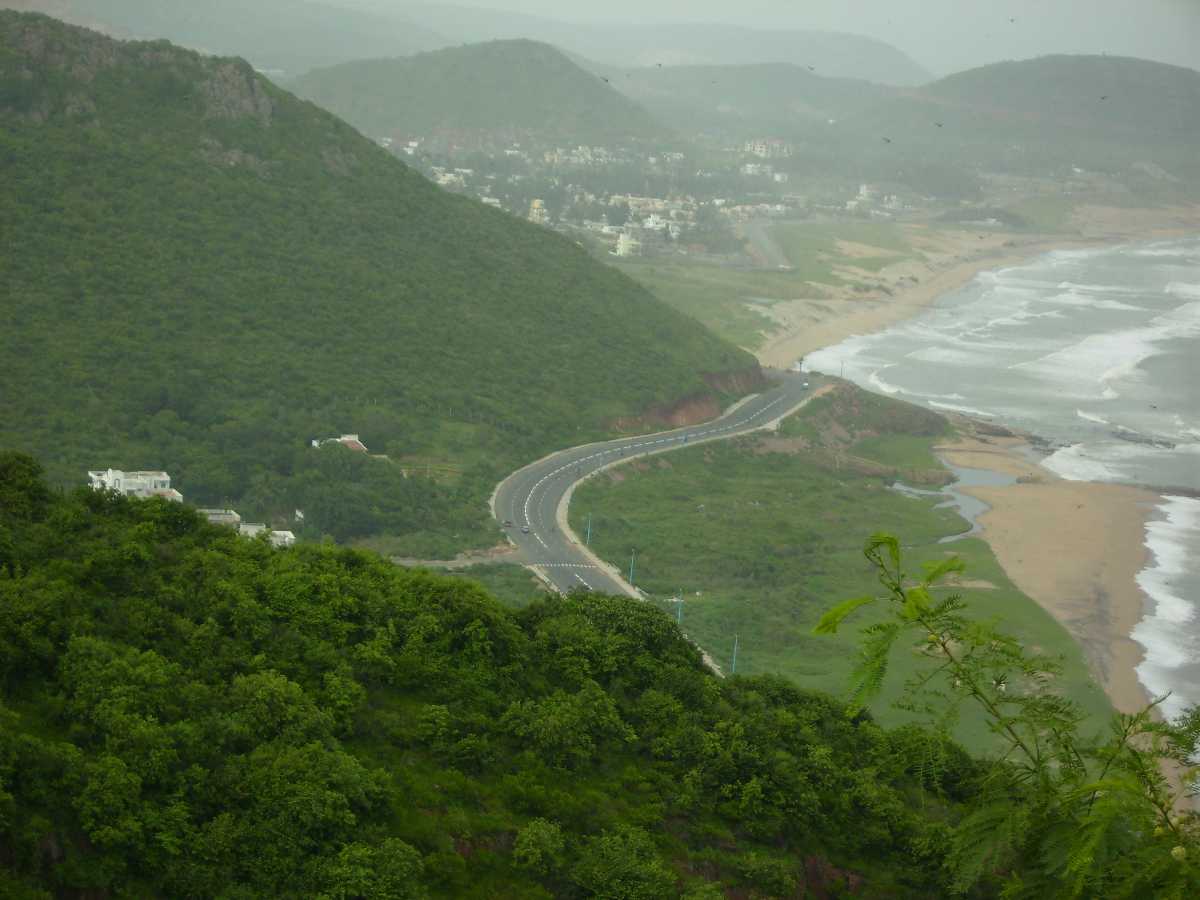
left=805, top=237, right=1200, bottom=719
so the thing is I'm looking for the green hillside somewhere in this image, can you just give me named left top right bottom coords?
left=3, top=0, right=449, bottom=76
left=0, top=12, right=757, bottom=552
left=291, top=39, right=669, bottom=144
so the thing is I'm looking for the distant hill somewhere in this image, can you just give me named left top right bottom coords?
left=393, top=3, right=932, bottom=86
left=1, top=0, right=449, bottom=76
left=838, top=54, right=1200, bottom=184
left=0, top=12, right=756, bottom=551
left=291, top=39, right=669, bottom=144
left=597, top=61, right=895, bottom=137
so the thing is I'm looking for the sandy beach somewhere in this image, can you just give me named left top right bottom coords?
left=937, top=433, right=1159, bottom=714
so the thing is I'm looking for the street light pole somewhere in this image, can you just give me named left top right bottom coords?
left=629, top=548, right=636, bottom=584
left=586, top=513, right=592, bottom=546
left=732, top=633, right=739, bottom=675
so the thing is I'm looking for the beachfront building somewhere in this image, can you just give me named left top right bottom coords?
left=88, top=469, right=183, bottom=502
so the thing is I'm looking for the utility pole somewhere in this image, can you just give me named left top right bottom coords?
left=732, top=633, right=739, bottom=675
left=585, top=513, right=592, bottom=546
left=629, top=548, right=637, bottom=584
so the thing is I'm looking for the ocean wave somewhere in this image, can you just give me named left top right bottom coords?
left=927, top=400, right=995, bottom=418
left=1076, top=409, right=1110, bottom=425
left=1012, top=300, right=1200, bottom=399
left=1133, top=496, right=1200, bottom=721
left=1047, top=290, right=1143, bottom=312
left=868, top=367, right=903, bottom=395
left=1041, top=442, right=1132, bottom=482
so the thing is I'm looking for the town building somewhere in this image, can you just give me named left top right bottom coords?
left=88, top=469, right=183, bottom=502
left=614, top=230, right=642, bottom=257
left=199, top=508, right=242, bottom=528
left=528, top=198, right=549, bottom=225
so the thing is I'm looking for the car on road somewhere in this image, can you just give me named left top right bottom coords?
left=521, top=525, right=530, bottom=534
left=503, top=520, right=513, bottom=527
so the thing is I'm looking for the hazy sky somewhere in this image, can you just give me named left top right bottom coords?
left=394, top=0, right=1200, bottom=75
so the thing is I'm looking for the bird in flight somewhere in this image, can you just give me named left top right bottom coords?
left=882, top=137, right=892, bottom=143
left=934, top=122, right=944, bottom=127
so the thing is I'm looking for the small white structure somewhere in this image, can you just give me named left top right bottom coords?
left=269, top=531, right=296, bottom=548
left=311, top=434, right=369, bottom=453
left=528, top=198, right=549, bottom=225
left=238, top=522, right=268, bottom=538
left=88, top=469, right=182, bottom=502
left=614, top=231, right=641, bottom=257
left=199, top=508, right=242, bottom=528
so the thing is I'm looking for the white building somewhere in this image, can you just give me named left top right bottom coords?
left=528, top=198, right=549, bottom=225
left=199, top=508, right=242, bottom=528
left=88, top=469, right=183, bottom=502
left=269, top=531, right=296, bottom=548
left=614, top=231, right=642, bottom=257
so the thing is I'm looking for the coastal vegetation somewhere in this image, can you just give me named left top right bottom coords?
left=0, top=12, right=756, bottom=555
left=4, top=447, right=1196, bottom=897
left=0, top=451, right=980, bottom=897
left=569, top=384, right=1113, bottom=751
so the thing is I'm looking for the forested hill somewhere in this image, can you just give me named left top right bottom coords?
left=837, top=54, right=1200, bottom=185
left=0, top=452, right=977, bottom=897
left=0, top=12, right=756, bottom=552
left=290, top=39, right=670, bottom=144
left=1, top=0, right=449, bottom=76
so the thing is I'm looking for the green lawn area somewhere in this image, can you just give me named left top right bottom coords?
left=456, top=563, right=549, bottom=608
left=612, top=260, right=821, bottom=349
left=769, top=222, right=915, bottom=277
left=570, top=413, right=1112, bottom=755
left=1006, top=195, right=1079, bottom=233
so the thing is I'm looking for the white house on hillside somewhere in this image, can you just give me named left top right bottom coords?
left=88, top=469, right=183, bottom=502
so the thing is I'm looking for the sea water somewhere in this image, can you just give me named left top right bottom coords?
left=805, top=237, right=1200, bottom=719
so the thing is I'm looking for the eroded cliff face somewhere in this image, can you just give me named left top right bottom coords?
left=609, top=363, right=767, bottom=432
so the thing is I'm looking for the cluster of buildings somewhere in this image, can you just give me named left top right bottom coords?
left=844, top=183, right=905, bottom=216
left=743, top=138, right=793, bottom=159
left=88, top=468, right=295, bottom=548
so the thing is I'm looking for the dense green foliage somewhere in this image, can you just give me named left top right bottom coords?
left=10, top=0, right=448, bottom=75
left=291, top=40, right=669, bottom=144
left=0, top=13, right=756, bottom=551
left=1, top=452, right=983, bottom=897
left=571, top=385, right=1112, bottom=751
left=818, top=534, right=1200, bottom=898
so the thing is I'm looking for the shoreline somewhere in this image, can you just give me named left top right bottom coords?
left=937, top=432, right=1159, bottom=714
left=767, top=209, right=1200, bottom=717
left=754, top=204, right=1200, bottom=371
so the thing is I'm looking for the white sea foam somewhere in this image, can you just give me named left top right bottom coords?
left=1046, top=290, right=1143, bottom=312
left=868, top=368, right=902, bottom=395
left=1041, top=443, right=1121, bottom=481
left=1133, top=496, right=1200, bottom=721
left=905, top=346, right=978, bottom=365
left=1076, top=409, right=1110, bottom=425
left=927, top=400, right=995, bottom=418
left=1166, top=282, right=1200, bottom=300
left=1012, top=301, right=1200, bottom=399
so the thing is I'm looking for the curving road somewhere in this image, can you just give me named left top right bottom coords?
left=492, top=371, right=818, bottom=597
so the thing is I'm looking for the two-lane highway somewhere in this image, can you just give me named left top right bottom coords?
left=492, top=371, right=818, bottom=596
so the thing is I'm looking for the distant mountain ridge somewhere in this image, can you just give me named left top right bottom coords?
left=0, top=0, right=449, bottom=75
left=291, top=39, right=670, bottom=143
left=0, top=11, right=755, bottom=548
left=391, top=2, right=933, bottom=86
left=590, top=60, right=895, bottom=136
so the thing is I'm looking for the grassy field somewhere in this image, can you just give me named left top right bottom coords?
left=569, top=388, right=1113, bottom=754
left=769, top=221, right=915, bottom=276
left=612, top=260, right=818, bottom=349
left=456, top=563, right=550, bottom=608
